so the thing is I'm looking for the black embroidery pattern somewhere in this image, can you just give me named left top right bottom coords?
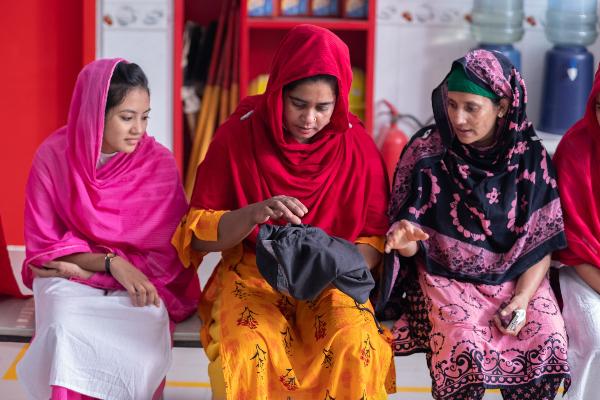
left=531, top=296, right=558, bottom=315
left=459, top=289, right=483, bottom=308
left=314, top=314, right=327, bottom=340
left=276, top=294, right=295, bottom=321
left=391, top=277, right=431, bottom=355
left=425, top=212, right=564, bottom=277
left=359, top=334, right=376, bottom=367
left=424, top=275, right=452, bottom=289
left=250, top=344, right=267, bottom=379
left=278, top=368, right=298, bottom=391
left=430, top=334, right=569, bottom=399
left=389, top=130, right=444, bottom=217
left=232, top=281, right=249, bottom=299
left=357, top=306, right=373, bottom=324
left=237, top=306, right=259, bottom=329
left=472, top=321, right=494, bottom=343
left=438, top=304, right=469, bottom=323
left=322, top=348, right=334, bottom=369
left=478, top=284, right=503, bottom=298
left=441, top=374, right=566, bottom=400
left=500, top=375, right=564, bottom=400
left=430, top=333, right=445, bottom=356
left=281, top=326, right=293, bottom=356
left=517, top=321, right=542, bottom=341
left=323, top=389, right=336, bottom=400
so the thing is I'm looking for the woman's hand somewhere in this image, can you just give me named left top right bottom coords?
left=192, top=197, right=307, bottom=253
left=110, top=257, right=161, bottom=307
left=493, top=254, right=549, bottom=336
left=493, top=294, right=529, bottom=336
left=248, top=195, right=308, bottom=225
left=384, top=220, right=429, bottom=257
left=30, top=260, right=94, bottom=280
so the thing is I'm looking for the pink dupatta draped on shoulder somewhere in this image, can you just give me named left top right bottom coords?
left=22, top=58, right=199, bottom=322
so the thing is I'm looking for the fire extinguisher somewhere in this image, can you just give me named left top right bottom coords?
left=376, top=100, right=409, bottom=185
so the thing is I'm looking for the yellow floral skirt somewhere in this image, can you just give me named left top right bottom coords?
left=201, top=253, right=396, bottom=399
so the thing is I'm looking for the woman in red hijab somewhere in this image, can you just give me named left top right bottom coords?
left=553, top=66, right=600, bottom=400
left=173, top=25, right=394, bottom=398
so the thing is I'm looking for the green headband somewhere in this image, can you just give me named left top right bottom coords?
left=446, top=66, right=499, bottom=101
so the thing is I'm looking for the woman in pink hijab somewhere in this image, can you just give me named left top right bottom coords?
left=17, top=59, right=199, bottom=400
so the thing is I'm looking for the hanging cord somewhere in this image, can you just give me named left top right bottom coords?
left=376, top=110, right=427, bottom=129
left=377, top=99, right=431, bottom=130
left=354, top=300, right=384, bottom=334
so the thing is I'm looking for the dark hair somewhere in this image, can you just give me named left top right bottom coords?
left=490, top=96, right=502, bottom=106
left=283, top=74, right=339, bottom=97
left=105, top=62, right=150, bottom=113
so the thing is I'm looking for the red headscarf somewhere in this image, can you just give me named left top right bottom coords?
left=553, top=66, right=600, bottom=269
left=190, top=24, right=388, bottom=243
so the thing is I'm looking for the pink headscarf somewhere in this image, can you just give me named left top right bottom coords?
left=22, top=58, right=199, bottom=322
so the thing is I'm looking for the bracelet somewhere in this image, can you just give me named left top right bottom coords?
left=104, top=253, right=117, bottom=275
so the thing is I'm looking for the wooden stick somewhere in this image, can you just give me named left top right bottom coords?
left=184, top=0, right=231, bottom=196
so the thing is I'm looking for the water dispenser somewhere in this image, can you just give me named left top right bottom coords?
left=471, top=0, right=524, bottom=70
left=539, top=0, right=598, bottom=134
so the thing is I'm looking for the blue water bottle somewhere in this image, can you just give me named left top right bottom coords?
left=471, top=0, right=524, bottom=70
left=539, top=0, right=597, bottom=134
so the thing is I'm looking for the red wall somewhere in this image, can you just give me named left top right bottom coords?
left=185, top=1, right=224, bottom=24
left=0, top=1, right=84, bottom=245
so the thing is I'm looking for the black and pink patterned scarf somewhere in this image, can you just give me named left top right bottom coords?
left=379, top=50, right=566, bottom=310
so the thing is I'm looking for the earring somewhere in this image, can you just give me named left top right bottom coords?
left=498, top=112, right=504, bottom=118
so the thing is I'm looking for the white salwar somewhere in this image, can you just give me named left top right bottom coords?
left=17, top=277, right=172, bottom=400
left=560, top=267, right=600, bottom=400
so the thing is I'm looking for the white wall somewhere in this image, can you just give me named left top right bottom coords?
left=98, top=0, right=174, bottom=150
left=374, top=0, right=600, bottom=149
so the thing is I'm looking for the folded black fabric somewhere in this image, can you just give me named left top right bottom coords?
left=256, top=224, right=375, bottom=304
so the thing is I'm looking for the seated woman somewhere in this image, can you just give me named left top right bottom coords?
left=553, top=67, right=600, bottom=400
left=17, top=59, right=200, bottom=400
left=173, top=25, right=394, bottom=398
left=382, top=49, right=570, bottom=399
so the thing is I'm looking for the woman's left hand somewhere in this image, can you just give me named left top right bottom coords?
left=384, top=220, right=429, bottom=257
left=493, top=294, right=529, bottom=336
left=30, top=260, right=94, bottom=280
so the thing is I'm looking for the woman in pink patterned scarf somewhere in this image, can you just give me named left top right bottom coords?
left=17, top=59, right=199, bottom=400
left=381, top=49, right=570, bottom=399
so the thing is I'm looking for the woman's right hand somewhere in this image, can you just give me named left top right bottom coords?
left=248, top=195, right=308, bottom=225
left=110, top=257, right=161, bottom=308
left=384, top=219, right=429, bottom=257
